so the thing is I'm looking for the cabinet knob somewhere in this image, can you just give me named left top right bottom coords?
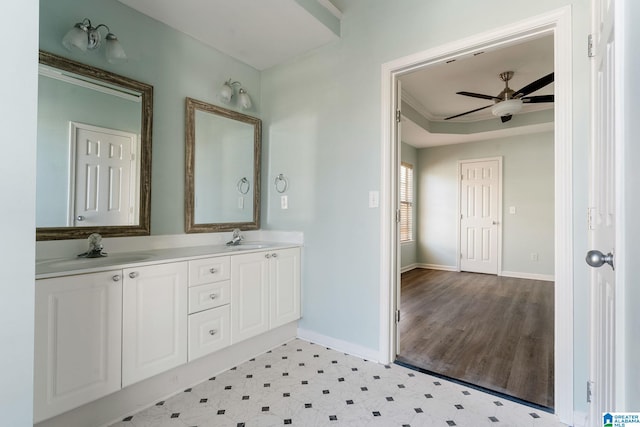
left=209, top=293, right=217, bottom=300
left=209, top=268, right=217, bottom=274
left=265, top=254, right=271, bottom=259
left=128, top=272, right=138, bottom=279
left=209, top=329, right=217, bottom=336
left=271, top=253, right=278, bottom=258
left=112, top=275, right=121, bottom=282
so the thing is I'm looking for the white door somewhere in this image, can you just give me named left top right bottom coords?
left=588, top=0, right=619, bottom=422
left=122, top=262, right=188, bottom=387
left=34, top=271, right=123, bottom=423
left=459, top=158, right=501, bottom=274
left=71, top=123, right=137, bottom=226
left=269, top=248, right=301, bottom=329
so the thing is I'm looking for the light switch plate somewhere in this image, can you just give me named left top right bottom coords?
left=509, top=206, right=516, bottom=214
left=369, top=191, right=379, bottom=208
left=281, top=195, right=288, bottom=209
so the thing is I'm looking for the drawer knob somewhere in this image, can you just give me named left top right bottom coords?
left=128, top=272, right=138, bottom=279
left=271, top=253, right=278, bottom=258
left=265, top=254, right=271, bottom=259
left=209, top=293, right=217, bottom=300
left=112, top=275, right=121, bottom=282
left=209, top=329, right=217, bottom=336
left=209, top=268, right=217, bottom=274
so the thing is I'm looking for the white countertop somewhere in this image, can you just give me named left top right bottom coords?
left=36, top=241, right=300, bottom=279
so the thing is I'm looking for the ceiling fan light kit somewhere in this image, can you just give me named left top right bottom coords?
left=491, top=98, right=522, bottom=117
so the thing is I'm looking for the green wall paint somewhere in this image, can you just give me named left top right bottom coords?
left=416, top=132, right=555, bottom=276
left=261, top=0, right=590, bottom=412
left=39, top=0, right=261, bottom=235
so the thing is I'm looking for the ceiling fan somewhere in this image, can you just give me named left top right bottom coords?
left=444, top=71, right=554, bottom=123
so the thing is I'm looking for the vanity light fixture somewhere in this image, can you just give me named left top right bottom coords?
left=219, top=79, right=252, bottom=110
left=62, top=18, right=127, bottom=64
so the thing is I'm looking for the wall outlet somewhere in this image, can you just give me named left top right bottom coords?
left=531, top=252, right=539, bottom=262
left=280, top=195, right=288, bottom=209
left=509, top=206, right=517, bottom=214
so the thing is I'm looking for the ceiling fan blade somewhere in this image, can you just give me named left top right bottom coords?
left=444, top=104, right=493, bottom=120
left=522, top=94, right=554, bottom=103
left=514, top=72, right=554, bottom=98
left=456, top=91, right=502, bottom=101
left=500, top=115, right=513, bottom=123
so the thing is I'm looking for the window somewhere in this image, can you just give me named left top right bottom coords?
left=400, top=162, right=414, bottom=242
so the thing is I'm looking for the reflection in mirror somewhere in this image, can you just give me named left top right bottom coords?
left=185, top=97, right=261, bottom=233
left=36, top=51, right=153, bottom=240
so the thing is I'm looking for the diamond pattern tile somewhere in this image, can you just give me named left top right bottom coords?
left=110, top=339, right=564, bottom=427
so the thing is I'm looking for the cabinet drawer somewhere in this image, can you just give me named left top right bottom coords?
left=188, top=281, right=230, bottom=314
left=189, top=256, right=230, bottom=286
left=188, top=305, right=230, bottom=361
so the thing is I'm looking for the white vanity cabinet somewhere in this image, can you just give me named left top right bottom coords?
left=34, top=270, right=123, bottom=422
left=34, top=243, right=301, bottom=422
left=122, top=262, right=188, bottom=387
left=231, top=247, right=301, bottom=344
left=187, top=256, right=231, bottom=361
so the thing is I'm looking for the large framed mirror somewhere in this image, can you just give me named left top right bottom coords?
left=185, top=97, right=261, bottom=233
left=36, top=51, right=153, bottom=240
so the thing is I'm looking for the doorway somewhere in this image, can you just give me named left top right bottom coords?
left=379, top=6, right=573, bottom=424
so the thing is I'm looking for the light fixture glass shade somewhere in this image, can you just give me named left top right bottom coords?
left=62, top=23, right=89, bottom=52
left=238, top=88, right=252, bottom=109
left=491, top=99, right=523, bottom=117
left=105, top=33, right=127, bottom=63
left=220, top=81, right=234, bottom=103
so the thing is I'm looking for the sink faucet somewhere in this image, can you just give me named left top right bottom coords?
left=226, top=228, right=243, bottom=246
left=77, top=233, right=108, bottom=258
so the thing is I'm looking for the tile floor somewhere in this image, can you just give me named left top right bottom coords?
left=110, top=339, right=565, bottom=427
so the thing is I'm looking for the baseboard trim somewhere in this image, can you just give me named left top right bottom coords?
left=500, top=271, right=555, bottom=282
left=400, top=263, right=417, bottom=273
left=573, top=411, right=587, bottom=427
left=297, top=328, right=381, bottom=363
left=418, top=263, right=458, bottom=272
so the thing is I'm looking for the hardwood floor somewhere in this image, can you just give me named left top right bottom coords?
left=397, top=268, right=554, bottom=408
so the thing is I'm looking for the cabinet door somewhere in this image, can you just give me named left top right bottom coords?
left=269, top=248, right=301, bottom=328
left=188, top=305, right=231, bottom=361
left=231, top=252, right=269, bottom=344
left=122, top=262, right=188, bottom=387
left=34, top=270, right=122, bottom=422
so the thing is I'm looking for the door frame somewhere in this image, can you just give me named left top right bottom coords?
left=379, top=6, right=573, bottom=424
left=457, top=157, right=503, bottom=274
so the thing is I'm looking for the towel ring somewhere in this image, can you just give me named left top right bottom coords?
left=274, top=174, right=288, bottom=193
left=236, top=177, right=250, bottom=195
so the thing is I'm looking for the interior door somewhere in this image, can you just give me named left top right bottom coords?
left=459, top=158, right=501, bottom=274
left=588, top=0, right=618, bottom=422
left=71, top=123, right=137, bottom=226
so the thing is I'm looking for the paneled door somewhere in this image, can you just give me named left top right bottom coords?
left=71, top=122, right=137, bottom=226
left=459, top=158, right=502, bottom=275
left=588, top=0, right=620, bottom=422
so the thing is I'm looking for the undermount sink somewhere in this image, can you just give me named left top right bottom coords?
left=37, top=253, right=154, bottom=269
left=226, top=244, right=269, bottom=251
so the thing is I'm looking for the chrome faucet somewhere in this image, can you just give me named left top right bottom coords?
left=77, top=233, right=108, bottom=258
left=226, top=228, right=243, bottom=246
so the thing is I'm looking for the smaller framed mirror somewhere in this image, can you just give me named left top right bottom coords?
left=185, top=97, right=261, bottom=233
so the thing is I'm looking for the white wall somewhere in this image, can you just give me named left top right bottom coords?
left=416, top=132, right=555, bottom=277
left=0, top=0, right=38, bottom=425
left=260, top=0, right=590, bottom=414
left=400, top=142, right=418, bottom=271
